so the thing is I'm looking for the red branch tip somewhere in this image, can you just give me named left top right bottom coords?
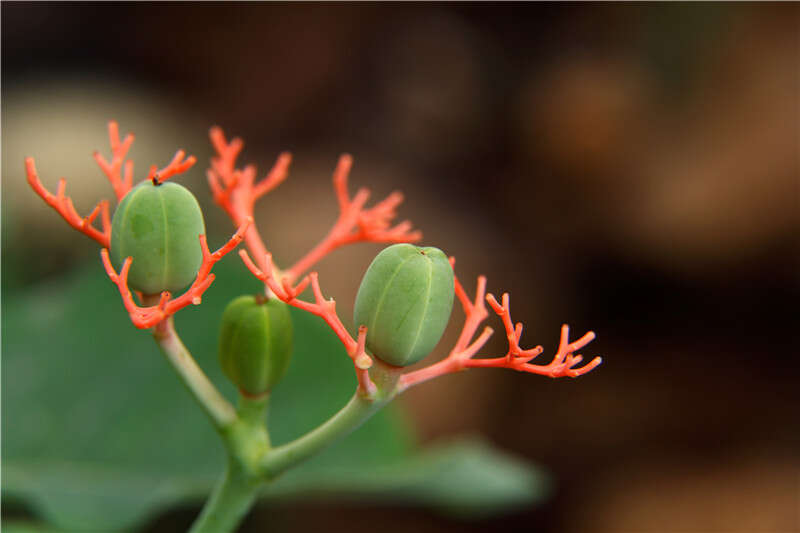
left=100, top=219, right=251, bottom=329
left=399, top=266, right=602, bottom=390
left=239, top=249, right=377, bottom=396
left=207, top=127, right=291, bottom=273
left=26, top=157, right=112, bottom=247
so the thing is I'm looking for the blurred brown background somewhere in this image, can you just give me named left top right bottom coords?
left=3, top=3, right=798, bottom=532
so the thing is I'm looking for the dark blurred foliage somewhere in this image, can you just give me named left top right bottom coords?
left=3, top=3, right=798, bottom=532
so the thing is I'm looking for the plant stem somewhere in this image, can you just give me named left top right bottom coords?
left=190, top=388, right=271, bottom=533
left=260, top=391, right=389, bottom=478
left=237, top=394, right=271, bottom=441
left=188, top=459, right=262, bottom=533
left=147, top=305, right=402, bottom=531
left=152, top=315, right=237, bottom=429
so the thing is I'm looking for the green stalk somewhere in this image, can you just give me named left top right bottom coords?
left=149, top=308, right=403, bottom=532
left=260, top=391, right=390, bottom=478
left=150, top=313, right=269, bottom=532
left=190, top=395, right=271, bottom=533
left=188, top=459, right=261, bottom=533
left=152, top=315, right=237, bottom=429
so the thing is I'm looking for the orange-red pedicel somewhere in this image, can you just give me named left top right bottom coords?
left=26, top=121, right=248, bottom=329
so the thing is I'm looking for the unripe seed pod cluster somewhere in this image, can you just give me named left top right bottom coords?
left=110, top=180, right=205, bottom=294
left=354, top=243, right=454, bottom=367
left=218, top=295, right=294, bottom=396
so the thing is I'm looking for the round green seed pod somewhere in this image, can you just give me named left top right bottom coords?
left=354, top=243, right=454, bottom=367
left=218, top=295, right=294, bottom=396
left=110, top=180, right=205, bottom=294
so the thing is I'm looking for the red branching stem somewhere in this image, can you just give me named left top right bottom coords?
left=25, top=157, right=112, bottom=247
left=239, top=249, right=377, bottom=396
left=466, top=294, right=601, bottom=377
left=284, top=154, right=422, bottom=283
left=145, top=150, right=197, bottom=185
left=207, top=127, right=421, bottom=283
left=94, top=120, right=196, bottom=197
left=399, top=265, right=602, bottom=391
left=93, top=121, right=135, bottom=201
left=399, top=270, right=495, bottom=390
left=211, top=126, right=420, bottom=395
left=207, top=127, right=291, bottom=273
left=30, top=121, right=200, bottom=250
left=100, top=219, right=251, bottom=329
left=450, top=259, right=490, bottom=354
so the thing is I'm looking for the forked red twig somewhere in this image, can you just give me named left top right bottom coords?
left=92, top=120, right=135, bottom=202
left=399, top=260, right=602, bottom=390
left=239, top=249, right=377, bottom=396
left=207, top=127, right=420, bottom=282
left=146, top=150, right=197, bottom=185
left=100, top=219, right=251, bottom=329
left=283, top=154, right=422, bottom=283
left=26, top=157, right=112, bottom=247
left=27, top=120, right=198, bottom=248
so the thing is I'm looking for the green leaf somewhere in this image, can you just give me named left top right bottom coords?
left=2, top=257, right=548, bottom=531
left=260, top=437, right=550, bottom=518
left=1, top=522, right=74, bottom=533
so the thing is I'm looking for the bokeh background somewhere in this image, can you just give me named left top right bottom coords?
left=3, top=3, right=798, bottom=532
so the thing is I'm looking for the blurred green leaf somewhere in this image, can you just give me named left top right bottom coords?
left=2, top=256, right=548, bottom=531
left=2, top=522, right=74, bottom=533
left=260, top=437, right=550, bottom=518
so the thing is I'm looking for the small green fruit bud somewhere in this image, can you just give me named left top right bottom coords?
left=110, top=180, right=205, bottom=294
left=218, top=295, right=293, bottom=396
left=354, top=243, right=454, bottom=367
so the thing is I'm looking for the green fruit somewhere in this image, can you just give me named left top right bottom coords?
left=354, top=243, right=454, bottom=367
left=219, top=295, right=293, bottom=396
left=110, top=180, right=205, bottom=294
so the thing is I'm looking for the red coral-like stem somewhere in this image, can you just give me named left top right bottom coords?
left=283, top=154, right=422, bottom=283
left=398, top=268, right=494, bottom=390
left=93, top=120, right=135, bottom=202
left=30, top=121, right=200, bottom=250
left=25, top=157, right=112, bottom=247
left=239, top=249, right=377, bottom=397
left=207, top=127, right=420, bottom=283
left=95, top=120, right=196, bottom=192
left=468, top=294, right=602, bottom=376
left=399, top=262, right=602, bottom=391
left=100, top=219, right=251, bottom=329
left=146, top=150, right=197, bottom=185
left=207, top=127, right=291, bottom=273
